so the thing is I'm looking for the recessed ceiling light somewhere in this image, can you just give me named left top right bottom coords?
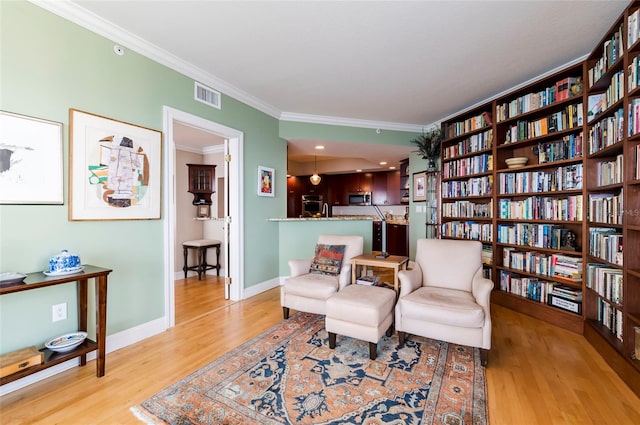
left=379, top=161, right=387, bottom=165
left=315, top=145, right=325, bottom=150
left=389, top=166, right=396, bottom=170
left=355, top=169, right=362, bottom=172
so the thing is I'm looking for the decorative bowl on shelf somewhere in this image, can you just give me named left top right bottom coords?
left=505, top=157, right=529, bottom=169
left=45, top=250, right=82, bottom=276
left=45, top=331, right=87, bottom=353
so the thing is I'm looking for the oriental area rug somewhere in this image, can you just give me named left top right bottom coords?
left=132, top=312, right=487, bottom=425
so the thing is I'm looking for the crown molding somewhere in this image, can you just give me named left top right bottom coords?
left=28, top=0, right=430, bottom=133
left=29, top=0, right=281, bottom=119
left=279, top=112, right=424, bottom=133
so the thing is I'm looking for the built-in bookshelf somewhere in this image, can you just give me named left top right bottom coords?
left=440, top=104, right=494, bottom=277
left=437, top=2, right=640, bottom=396
left=494, top=62, right=586, bottom=334
left=582, top=2, right=640, bottom=398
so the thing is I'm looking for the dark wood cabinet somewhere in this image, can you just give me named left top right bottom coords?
left=387, top=223, right=408, bottom=256
left=399, top=159, right=409, bottom=204
left=287, top=175, right=326, bottom=217
left=187, top=164, right=216, bottom=205
left=386, top=171, right=401, bottom=205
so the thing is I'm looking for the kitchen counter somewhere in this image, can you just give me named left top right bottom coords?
left=269, top=216, right=408, bottom=224
left=268, top=216, right=373, bottom=222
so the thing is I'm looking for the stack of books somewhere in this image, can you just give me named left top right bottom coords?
left=356, top=275, right=381, bottom=286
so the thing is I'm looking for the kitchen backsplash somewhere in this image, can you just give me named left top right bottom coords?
left=332, top=205, right=408, bottom=217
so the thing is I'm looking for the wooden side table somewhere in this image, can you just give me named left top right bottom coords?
left=351, top=253, right=409, bottom=293
left=0, top=265, right=112, bottom=385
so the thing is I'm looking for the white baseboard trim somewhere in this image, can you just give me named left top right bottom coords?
left=0, top=317, right=166, bottom=396
left=243, top=277, right=281, bottom=299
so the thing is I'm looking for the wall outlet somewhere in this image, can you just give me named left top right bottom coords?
left=52, top=302, right=67, bottom=322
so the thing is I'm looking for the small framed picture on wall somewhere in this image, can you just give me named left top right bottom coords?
left=413, top=172, right=426, bottom=202
left=258, top=165, right=275, bottom=197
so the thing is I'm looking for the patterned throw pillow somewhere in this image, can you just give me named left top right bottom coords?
left=309, top=244, right=346, bottom=276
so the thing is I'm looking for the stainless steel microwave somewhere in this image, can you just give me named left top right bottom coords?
left=348, top=192, right=371, bottom=206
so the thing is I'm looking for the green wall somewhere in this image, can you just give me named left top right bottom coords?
left=0, top=1, right=418, bottom=355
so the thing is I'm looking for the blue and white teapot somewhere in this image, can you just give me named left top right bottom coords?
left=47, top=250, right=82, bottom=274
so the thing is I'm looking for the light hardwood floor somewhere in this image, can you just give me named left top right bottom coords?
left=1, top=279, right=639, bottom=424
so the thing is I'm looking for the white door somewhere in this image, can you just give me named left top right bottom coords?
left=163, top=106, right=244, bottom=328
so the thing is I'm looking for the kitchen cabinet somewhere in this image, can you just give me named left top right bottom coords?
left=387, top=223, right=408, bottom=256
left=386, top=171, right=401, bottom=205
left=287, top=175, right=326, bottom=217
left=372, top=221, right=408, bottom=256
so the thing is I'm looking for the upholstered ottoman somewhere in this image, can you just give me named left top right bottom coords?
left=325, top=284, right=396, bottom=360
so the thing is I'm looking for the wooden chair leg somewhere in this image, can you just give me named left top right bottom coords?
left=328, top=332, right=336, bottom=349
left=480, top=349, right=489, bottom=366
left=369, top=342, right=377, bottom=360
left=282, top=307, right=289, bottom=319
left=398, top=331, right=405, bottom=346
left=182, top=246, right=188, bottom=279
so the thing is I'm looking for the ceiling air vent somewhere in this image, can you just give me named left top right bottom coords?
left=194, top=82, right=221, bottom=109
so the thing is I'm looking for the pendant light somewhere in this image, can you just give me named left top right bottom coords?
left=310, top=156, right=321, bottom=185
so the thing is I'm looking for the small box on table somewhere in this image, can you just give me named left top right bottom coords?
left=0, top=346, right=43, bottom=378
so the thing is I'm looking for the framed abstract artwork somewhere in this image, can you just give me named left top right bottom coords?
left=0, top=111, right=63, bottom=204
left=257, top=165, right=274, bottom=197
left=69, top=109, right=162, bottom=220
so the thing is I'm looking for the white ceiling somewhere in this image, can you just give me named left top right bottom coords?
left=45, top=0, right=629, bottom=173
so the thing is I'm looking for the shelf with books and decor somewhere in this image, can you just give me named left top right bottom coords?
left=489, top=62, right=586, bottom=333
left=440, top=103, right=495, bottom=278
left=580, top=2, right=640, bottom=397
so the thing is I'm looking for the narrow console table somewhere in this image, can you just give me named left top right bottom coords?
left=0, top=265, right=112, bottom=385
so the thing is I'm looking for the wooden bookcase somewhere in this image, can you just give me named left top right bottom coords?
left=440, top=104, right=494, bottom=278
left=438, top=0, right=640, bottom=396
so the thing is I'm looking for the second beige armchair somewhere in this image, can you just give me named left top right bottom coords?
left=395, top=238, right=494, bottom=365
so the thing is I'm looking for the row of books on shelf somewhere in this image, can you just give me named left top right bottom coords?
left=444, top=112, right=492, bottom=139
left=503, top=103, right=583, bottom=143
left=594, top=153, right=624, bottom=186
left=498, top=163, right=583, bottom=193
left=442, top=130, right=493, bottom=160
left=536, top=133, right=583, bottom=163
left=596, top=299, right=623, bottom=342
left=587, top=108, right=624, bottom=153
left=588, top=191, right=623, bottom=225
left=587, top=23, right=623, bottom=87
left=502, top=248, right=582, bottom=281
left=499, top=270, right=582, bottom=314
left=588, top=71, right=625, bottom=117
left=627, top=98, right=640, bottom=136
left=495, top=76, right=581, bottom=122
left=589, top=227, right=623, bottom=266
left=586, top=262, right=623, bottom=305
left=442, top=153, right=492, bottom=178
left=442, top=199, right=492, bottom=219
left=441, top=221, right=493, bottom=241
left=498, top=195, right=582, bottom=221
left=628, top=54, right=640, bottom=92
left=441, top=175, right=493, bottom=197
left=497, top=223, right=575, bottom=250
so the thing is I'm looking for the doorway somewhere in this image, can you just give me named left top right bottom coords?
left=163, top=106, right=244, bottom=328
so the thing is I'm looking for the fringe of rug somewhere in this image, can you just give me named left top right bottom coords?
left=130, top=406, right=165, bottom=425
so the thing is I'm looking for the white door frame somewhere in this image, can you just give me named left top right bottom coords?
left=162, top=106, right=244, bottom=328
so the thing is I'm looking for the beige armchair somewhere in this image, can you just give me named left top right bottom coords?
left=395, top=238, right=493, bottom=365
left=281, top=234, right=364, bottom=319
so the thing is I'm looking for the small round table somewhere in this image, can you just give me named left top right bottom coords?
left=182, top=239, right=221, bottom=280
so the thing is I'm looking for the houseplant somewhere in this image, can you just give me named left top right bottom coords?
left=410, top=129, right=442, bottom=171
